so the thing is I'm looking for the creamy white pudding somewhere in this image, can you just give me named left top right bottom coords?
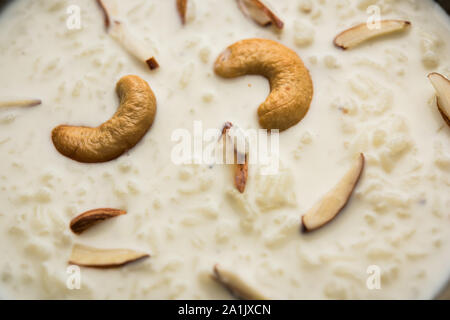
left=0, top=0, right=449, bottom=299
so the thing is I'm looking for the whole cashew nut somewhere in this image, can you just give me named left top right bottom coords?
left=214, top=38, right=313, bottom=131
left=52, top=75, right=157, bottom=163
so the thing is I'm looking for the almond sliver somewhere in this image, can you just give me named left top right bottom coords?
left=0, top=99, right=41, bottom=108
left=69, top=244, right=149, bottom=268
left=428, top=72, right=450, bottom=126
left=213, top=264, right=268, bottom=300
left=302, top=154, right=365, bottom=232
left=235, top=158, right=248, bottom=193
left=237, top=0, right=284, bottom=29
left=70, top=208, right=127, bottom=234
left=109, top=20, right=159, bottom=70
left=334, top=20, right=411, bottom=50
left=177, top=0, right=188, bottom=25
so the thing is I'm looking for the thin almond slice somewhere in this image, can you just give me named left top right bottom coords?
left=96, top=0, right=159, bottom=70
left=212, top=264, right=268, bottom=300
left=0, top=99, right=41, bottom=108
left=334, top=20, right=411, bottom=50
left=235, top=158, right=248, bottom=193
left=109, top=20, right=159, bottom=70
left=237, top=0, right=284, bottom=29
left=69, top=244, right=149, bottom=268
left=70, top=208, right=127, bottom=234
left=302, top=153, right=365, bottom=232
left=428, top=72, right=450, bottom=127
left=176, top=0, right=188, bottom=25
left=221, top=122, right=249, bottom=193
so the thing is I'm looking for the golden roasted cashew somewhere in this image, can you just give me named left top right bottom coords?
left=52, top=75, right=157, bottom=163
left=214, top=38, right=313, bottom=131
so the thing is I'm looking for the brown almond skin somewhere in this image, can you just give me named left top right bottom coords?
left=70, top=208, right=127, bottom=234
left=428, top=73, right=450, bottom=127
left=438, top=100, right=450, bottom=127
left=221, top=122, right=249, bottom=193
left=176, top=0, right=187, bottom=25
left=52, top=75, right=157, bottom=163
left=146, top=57, right=160, bottom=70
left=215, top=39, right=313, bottom=132
left=235, top=158, right=248, bottom=193
left=96, top=0, right=111, bottom=29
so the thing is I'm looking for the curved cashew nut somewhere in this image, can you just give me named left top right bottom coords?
left=214, top=38, right=313, bottom=131
left=52, top=75, right=157, bottom=163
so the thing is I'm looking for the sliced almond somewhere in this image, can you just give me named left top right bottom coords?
left=69, top=244, right=149, bottom=268
left=109, top=20, right=159, bottom=70
left=237, top=0, right=284, bottom=29
left=70, top=208, right=127, bottom=235
left=176, top=0, right=188, bottom=25
left=221, top=122, right=249, bottom=193
left=428, top=72, right=450, bottom=127
left=0, top=99, right=41, bottom=108
left=96, top=0, right=159, bottom=70
left=235, top=158, right=248, bottom=193
left=302, top=153, right=365, bottom=232
left=212, top=264, right=268, bottom=300
left=334, top=20, right=411, bottom=50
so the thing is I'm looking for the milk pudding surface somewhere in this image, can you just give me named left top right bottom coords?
left=0, top=0, right=449, bottom=299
